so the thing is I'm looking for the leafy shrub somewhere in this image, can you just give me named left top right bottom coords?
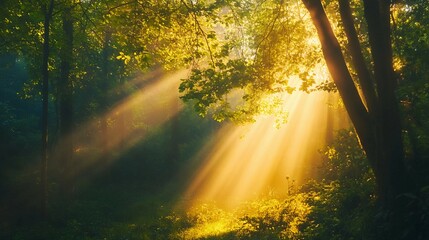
left=298, top=130, right=376, bottom=240
left=171, top=195, right=310, bottom=240
left=165, top=130, right=377, bottom=240
left=236, top=195, right=310, bottom=240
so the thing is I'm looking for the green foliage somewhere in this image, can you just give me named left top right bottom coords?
left=180, top=60, right=258, bottom=122
left=169, top=195, right=310, bottom=240
left=395, top=1, right=429, bottom=186
left=2, top=1, right=429, bottom=239
left=236, top=196, right=310, bottom=240
left=157, top=130, right=376, bottom=240
left=179, top=0, right=327, bottom=123
left=294, top=130, right=376, bottom=240
left=393, top=4, right=429, bottom=237
left=319, top=130, right=372, bottom=182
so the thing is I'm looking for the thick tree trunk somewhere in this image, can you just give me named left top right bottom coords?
left=362, top=0, right=411, bottom=207
left=40, top=0, right=54, bottom=220
left=59, top=5, right=74, bottom=195
left=302, top=0, right=419, bottom=238
left=362, top=2, right=419, bottom=237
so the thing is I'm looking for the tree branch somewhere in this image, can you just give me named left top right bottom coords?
left=180, top=0, right=216, bottom=67
left=254, top=1, right=284, bottom=57
left=76, top=1, right=104, bottom=43
left=107, top=0, right=138, bottom=13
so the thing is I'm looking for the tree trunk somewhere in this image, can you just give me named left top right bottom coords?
left=361, top=0, right=411, bottom=207
left=40, top=0, right=54, bottom=220
left=301, top=0, right=377, bottom=167
left=302, top=0, right=417, bottom=237
left=59, top=5, right=74, bottom=195
left=338, top=0, right=377, bottom=114
left=100, top=30, right=112, bottom=155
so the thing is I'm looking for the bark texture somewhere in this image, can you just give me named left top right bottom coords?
left=302, top=0, right=418, bottom=237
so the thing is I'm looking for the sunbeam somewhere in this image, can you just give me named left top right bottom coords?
left=182, top=90, right=349, bottom=208
left=52, top=69, right=188, bottom=178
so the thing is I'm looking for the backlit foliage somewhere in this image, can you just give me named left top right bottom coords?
left=172, top=195, right=311, bottom=240
left=179, top=0, right=329, bottom=123
left=299, top=130, right=376, bottom=239
left=152, top=131, right=375, bottom=240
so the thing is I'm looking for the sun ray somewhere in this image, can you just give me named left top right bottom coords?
left=182, top=89, right=349, bottom=208
left=52, top=69, right=188, bottom=177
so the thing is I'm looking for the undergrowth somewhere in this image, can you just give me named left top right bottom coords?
left=9, top=130, right=428, bottom=239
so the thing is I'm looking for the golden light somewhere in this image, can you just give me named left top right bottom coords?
left=182, top=88, right=349, bottom=209
left=96, top=69, right=186, bottom=150
left=52, top=69, right=188, bottom=175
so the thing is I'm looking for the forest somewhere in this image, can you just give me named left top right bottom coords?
left=1, top=0, right=429, bottom=239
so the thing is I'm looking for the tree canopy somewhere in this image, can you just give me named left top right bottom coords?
left=1, top=0, right=429, bottom=238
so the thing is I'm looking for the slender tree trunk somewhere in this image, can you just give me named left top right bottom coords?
left=338, top=0, right=377, bottom=114
left=301, top=0, right=377, bottom=167
left=100, top=30, right=112, bottom=155
left=40, top=0, right=54, bottom=220
left=59, top=5, right=74, bottom=195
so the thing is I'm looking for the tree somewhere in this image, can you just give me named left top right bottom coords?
left=179, top=0, right=427, bottom=237
left=1, top=0, right=56, bottom=219
left=58, top=1, right=74, bottom=195
left=40, top=0, right=55, bottom=220
left=302, top=0, right=404, bottom=202
left=301, top=1, right=424, bottom=238
left=0, top=0, right=231, bottom=225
